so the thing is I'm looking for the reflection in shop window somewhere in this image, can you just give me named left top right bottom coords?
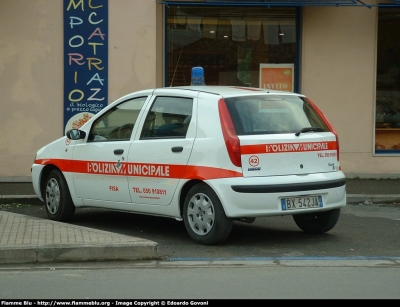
left=166, top=6, right=297, bottom=88
left=375, top=7, right=400, bottom=154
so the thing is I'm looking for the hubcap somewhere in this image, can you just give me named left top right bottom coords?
left=187, top=193, right=215, bottom=236
left=45, top=178, right=60, bottom=215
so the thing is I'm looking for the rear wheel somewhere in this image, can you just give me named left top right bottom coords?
left=44, top=169, right=75, bottom=222
left=183, top=183, right=233, bottom=245
left=293, top=209, right=341, bottom=233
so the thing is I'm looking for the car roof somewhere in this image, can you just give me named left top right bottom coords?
left=154, top=86, right=305, bottom=98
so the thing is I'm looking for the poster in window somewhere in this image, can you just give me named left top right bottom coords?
left=259, top=64, right=294, bottom=92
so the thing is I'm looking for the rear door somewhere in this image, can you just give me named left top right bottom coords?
left=127, top=89, right=196, bottom=205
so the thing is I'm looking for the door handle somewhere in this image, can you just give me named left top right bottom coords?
left=171, top=146, right=183, bottom=153
left=114, top=149, right=124, bottom=155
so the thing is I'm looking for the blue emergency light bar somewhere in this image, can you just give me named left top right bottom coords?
left=191, top=67, right=205, bottom=85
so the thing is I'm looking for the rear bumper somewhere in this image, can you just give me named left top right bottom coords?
left=231, top=178, right=346, bottom=193
left=207, top=172, right=347, bottom=218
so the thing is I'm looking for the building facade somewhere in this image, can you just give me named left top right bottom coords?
left=1, top=0, right=400, bottom=181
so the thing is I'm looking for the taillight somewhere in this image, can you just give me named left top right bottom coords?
left=218, top=98, right=242, bottom=167
left=334, top=132, right=340, bottom=165
left=306, top=97, right=340, bottom=164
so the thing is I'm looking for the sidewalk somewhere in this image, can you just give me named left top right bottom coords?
left=345, top=179, right=400, bottom=203
left=0, top=211, right=158, bottom=264
left=0, top=179, right=399, bottom=265
left=0, top=182, right=159, bottom=265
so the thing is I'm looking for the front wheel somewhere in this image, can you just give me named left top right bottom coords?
left=293, top=209, right=341, bottom=234
left=43, top=169, right=75, bottom=222
left=183, top=183, right=233, bottom=245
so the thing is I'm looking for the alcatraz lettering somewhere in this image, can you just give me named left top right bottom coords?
left=87, top=162, right=170, bottom=176
left=266, top=142, right=329, bottom=153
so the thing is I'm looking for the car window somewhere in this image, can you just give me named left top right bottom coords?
left=140, top=96, right=193, bottom=139
left=88, top=97, right=147, bottom=142
left=224, top=95, right=329, bottom=135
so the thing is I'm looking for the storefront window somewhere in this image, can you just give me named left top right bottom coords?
left=375, top=7, right=400, bottom=154
left=166, top=6, right=297, bottom=89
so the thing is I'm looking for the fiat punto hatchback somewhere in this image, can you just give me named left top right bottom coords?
left=32, top=73, right=346, bottom=245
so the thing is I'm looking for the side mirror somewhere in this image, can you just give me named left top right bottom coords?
left=66, top=129, right=86, bottom=140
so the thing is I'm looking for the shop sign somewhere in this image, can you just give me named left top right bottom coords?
left=63, top=0, right=108, bottom=134
left=259, top=63, right=294, bottom=92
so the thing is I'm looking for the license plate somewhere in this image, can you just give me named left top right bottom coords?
left=281, top=196, right=323, bottom=211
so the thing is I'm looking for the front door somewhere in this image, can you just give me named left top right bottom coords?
left=72, top=96, right=147, bottom=203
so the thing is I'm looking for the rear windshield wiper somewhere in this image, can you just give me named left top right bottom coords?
left=295, top=127, right=324, bottom=136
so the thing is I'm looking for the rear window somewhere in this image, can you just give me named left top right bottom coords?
left=224, top=95, right=330, bottom=135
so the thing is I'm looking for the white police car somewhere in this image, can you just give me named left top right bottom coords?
left=31, top=68, right=346, bottom=245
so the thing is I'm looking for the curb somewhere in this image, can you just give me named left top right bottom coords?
left=0, top=242, right=159, bottom=264
left=0, top=195, right=39, bottom=199
left=346, top=194, right=400, bottom=204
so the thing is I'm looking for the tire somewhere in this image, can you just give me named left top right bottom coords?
left=183, top=183, right=233, bottom=245
left=293, top=209, right=341, bottom=234
left=44, top=169, right=75, bottom=222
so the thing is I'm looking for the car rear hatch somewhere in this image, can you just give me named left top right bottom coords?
left=239, top=133, right=339, bottom=177
left=222, top=93, right=340, bottom=177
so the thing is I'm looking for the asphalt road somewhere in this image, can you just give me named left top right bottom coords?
left=1, top=262, right=399, bottom=299
left=1, top=198, right=399, bottom=260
